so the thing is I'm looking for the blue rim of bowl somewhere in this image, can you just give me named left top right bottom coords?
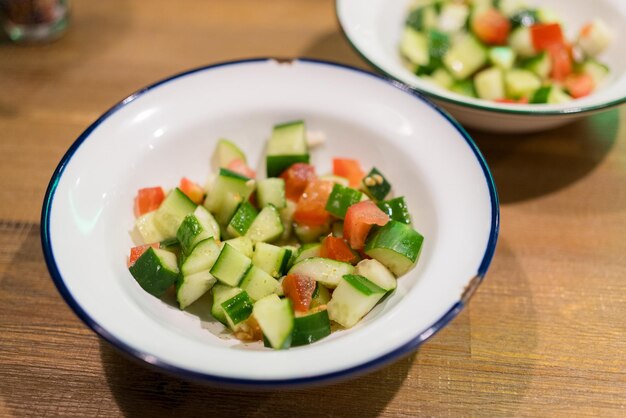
left=335, top=0, right=626, bottom=117
left=40, top=57, right=499, bottom=388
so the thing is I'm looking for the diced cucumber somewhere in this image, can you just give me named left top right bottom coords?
left=239, top=265, right=279, bottom=302
left=581, top=59, right=609, bottom=87
left=252, top=242, right=292, bottom=278
left=429, top=67, right=455, bottom=89
left=279, top=200, right=296, bottom=241
left=437, top=3, right=469, bottom=33
left=204, top=168, right=256, bottom=225
left=180, top=237, right=221, bottom=276
left=211, top=138, right=247, bottom=170
left=355, top=259, right=397, bottom=291
left=176, top=206, right=220, bottom=255
left=310, top=283, right=331, bottom=309
left=489, top=46, right=516, bottom=70
left=505, top=68, right=541, bottom=99
left=318, top=174, right=349, bottom=187
left=245, top=204, right=283, bottom=243
left=325, top=183, right=364, bottom=219
left=376, top=197, right=411, bottom=225
left=176, top=270, right=216, bottom=310
left=475, top=66, right=505, bottom=100
left=293, top=242, right=321, bottom=265
left=498, top=0, right=527, bottom=17
left=159, top=237, right=180, bottom=252
left=400, top=27, right=429, bottom=67
left=266, top=120, right=309, bottom=177
left=406, top=5, right=438, bottom=32
left=361, top=167, right=392, bottom=201
left=578, top=19, right=614, bottom=58
left=282, top=244, right=299, bottom=270
left=509, top=26, right=535, bottom=58
left=257, top=178, right=286, bottom=209
left=211, top=284, right=243, bottom=325
left=450, top=79, right=477, bottom=97
left=443, top=34, right=487, bottom=80
left=331, top=221, right=344, bottom=237
left=364, top=221, right=424, bottom=277
left=223, top=236, right=254, bottom=258
left=530, top=85, right=572, bottom=104
left=288, top=257, right=355, bottom=288
left=294, top=223, right=329, bottom=244
left=226, top=202, right=258, bottom=237
left=327, top=274, right=386, bottom=328
left=253, top=294, right=294, bottom=350
left=134, top=211, right=167, bottom=244
left=535, top=7, right=561, bottom=25
left=292, top=309, right=331, bottom=347
left=153, top=188, right=197, bottom=239
left=521, top=52, right=551, bottom=80
left=509, top=8, right=538, bottom=28
left=210, top=243, right=252, bottom=287
left=129, top=248, right=179, bottom=297
left=221, top=291, right=254, bottom=330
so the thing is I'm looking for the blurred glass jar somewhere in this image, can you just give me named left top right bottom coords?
left=0, top=0, right=70, bottom=43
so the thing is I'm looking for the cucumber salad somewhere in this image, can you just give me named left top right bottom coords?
left=400, top=0, right=614, bottom=103
left=127, top=121, right=424, bottom=349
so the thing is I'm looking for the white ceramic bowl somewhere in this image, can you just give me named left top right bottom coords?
left=41, top=58, right=498, bottom=388
left=336, top=0, right=626, bottom=133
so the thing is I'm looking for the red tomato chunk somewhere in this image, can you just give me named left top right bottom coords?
left=282, top=274, right=316, bottom=312
left=280, top=163, right=317, bottom=202
left=134, top=187, right=165, bottom=217
left=344, top=200, right=390, bottom=250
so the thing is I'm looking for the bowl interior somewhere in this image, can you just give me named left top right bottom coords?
left=337, top=0, right=626, bottom=114
left=44, top=59, right=496, bottom=383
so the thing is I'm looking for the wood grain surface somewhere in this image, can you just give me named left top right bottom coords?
left=1, top=0, right=625, bottom=416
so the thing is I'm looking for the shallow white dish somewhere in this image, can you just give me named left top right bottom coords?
left=41, top=58, right=498, bottom=388
left=336, top=0, right=626, bottom=133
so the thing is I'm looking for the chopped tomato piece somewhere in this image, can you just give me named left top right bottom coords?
left=530, top=23, right=565, bottom=52
left=282, top=274, right=316, bottom=312
left=293, top=179, right=333, bottom=227
left=344, top=201, right=390, bottom=250
left=548, top=43, right=572, bottom=81
left=133, top=187, right=165, bottom=217
left=332, top=158, right=365, bottom=188
left=564, top=73, right=595, bottom=98
left=320, top=235, right=358, bottom=264
left=127, top=243, right=160, bottom=267
left=179, top=177, right=204, bottom=204
left=226, top=158, right=256, bottom=179
left=280, top=163, right=317, bottom=201
left=471, top=8, right=511, bottom=45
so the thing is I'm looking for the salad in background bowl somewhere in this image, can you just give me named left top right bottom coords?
left=337, top=0, right=626, bottom=133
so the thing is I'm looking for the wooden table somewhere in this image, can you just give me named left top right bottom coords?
left=1, top=1, right=625, bottom=416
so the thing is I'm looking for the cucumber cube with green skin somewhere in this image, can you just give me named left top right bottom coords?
left=210, top=243, right=252, bottom=287
left=325, top=183, right=364, bottom=219
left=327, top=274, right=386, bottom=328
left=505, top=68, right=541, bottom=99
left=292, top=309, right=331, bottom=346
left=257, top=178, right=286, bottom=209
left=365, top=221, right=424, bottom=277
left=134, top=211, right=166, bottom=244
left=129, top=248, right=179, bottom=298
left=239, top=265, right=279, bottom=302
left=530, top=86, right=572, bottom=104
left=211, top=138, right=247, bottom=170
left=222, top=236, right=254, bottom=258
left=292, top=242, right=321, bottom=265
left=252, top=242, right=292, bottom=278
left=443, top=34, right=487, bottom=80
left=474, top=66, right=505, bottom=100
left=294, top=223, right=329, bottom=244
left=153, top=188, right=197, bottom=239
left=226, top=202, right=258, bottom=237
left=288, top=257, right=355, bottom=289
left=181, top=237, right=221, bottom=276
left=376, top=197, right=411, bottom=225
left=450, top=79, right=477, bottom=98
left=253, top=294, right=294, bottom=349
left=245, top=204, right=284, bottom=243
left=400, top=27, right=429, bottom=67
left=489, top=47, right=516, bottom=70
left=177, top=206, right=220, bottom=255
left=176, top=270, right=216, bottom=310
left=211, top=285, right=243, bottom=325
left=204, top=168, right=256, bottom=225
left=362, top=167, right=392, bottom=201
left=266, top=120, right=309, bottom=177
left=221, top=291, right=254, bottom=330
left=355, top=259, right=397, bottom=292
left=279, top=200, right=296, bottom=241
left=310, top=283, right=331, bottom=309
left=510, top=9, right=539, bottom=28
left=580, top=59, right=609, bottom=87
left=521, top=51, right=551, bottom=80
left=405, top=5, right=438, bottom=32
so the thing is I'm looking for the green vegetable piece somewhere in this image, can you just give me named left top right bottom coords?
left=362, top=167, right=392, bottom=201
left=364, top=221, right=424, bottom=277
left=129, top=248, right=179, bottom=298
left=325, top=183, right=364, bottom=219
left=291, top=309, right=331, bottom=347
left=227, top=202, right=258, bottom=237
left=376, top=197, right=411, bottom=224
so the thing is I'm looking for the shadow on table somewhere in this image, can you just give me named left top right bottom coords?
left=469, top=109, right=620, bottom=205
left=300, top=29, right=368, bottom=70
left=100, top=341, right=413, bottom=418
